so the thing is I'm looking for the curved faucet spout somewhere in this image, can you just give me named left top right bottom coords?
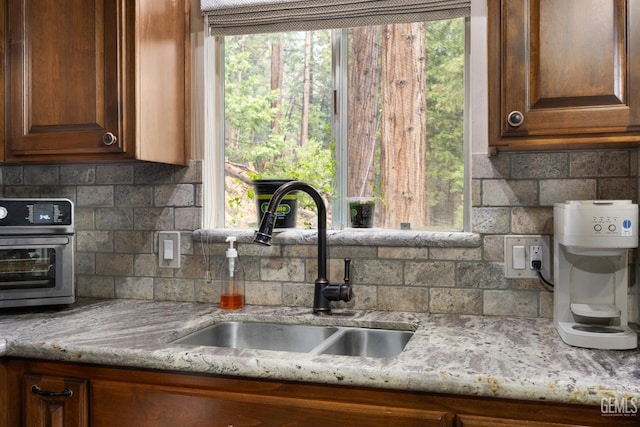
left=253, top=181, right=352, bottom=314
left=254, top=181, right=327, bottom=282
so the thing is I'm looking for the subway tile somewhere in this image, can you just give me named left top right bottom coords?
left=483, top=290, right=538, bottom=317
left=24, top=165, right=59, bottom=185
left=570, top=150, right=630, bottom=177
left=539, top=179, right=596, bottom=206
left=349, top=259, right=404, bottom=285
left=134, top=254, right=174, bottom=278
left=134, top=207, right=175, bottom=230
left=260, top=258, right=305, bottom=282
left=76, top=275, right=115, bottom=298
left=154, top=184, right=195, bottom=207
left=430, top=288, right=482, bottom=314
left=77, top=185, right=114, bottom=207
left=482, top=179, right=538, bottom=206
left=404, top=261, right=455, bottom=287
left=60, top=165, right=95, bottom=185
left=377, top=286, right=428, bottom=312
left=245, top=281, right=282, bottom=305
left=472, top=153, right=509, bottom=179
left=511, top=152, right=568, bottom=179
left=153, top=278, right=196, bottom=302
left=95, top=207, right=134, bottom=230
left=115, top=277, right=154, bottom=299
left=96, top=164, right=134, bottom=184
left=378, top=247, right=429, bottom=260
left=96, top=253, right=134, bottom=276
left=195, top=278, right=221, bottom=304
left=429, top=247, right=482, bottom=261
left=134, top=163, right=175, bottom=184
left=114, top=231, right=154, bottom=254
left=115, top=185, right=154, bottom=207
left=598, top=177, right=638, bottom=201
left=471, top=207, right=510, bottom=234
left=75, top=230, right=113, bottom=252
left=510, top=207, right=553, bottom=234
left=457, top=262, right=510, bottom=289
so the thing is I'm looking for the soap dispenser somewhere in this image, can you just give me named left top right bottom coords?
left=220, top=236, right=244, bottom=309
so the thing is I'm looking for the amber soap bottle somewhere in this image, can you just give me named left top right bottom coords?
left=220, top=236, right=244, bottom=309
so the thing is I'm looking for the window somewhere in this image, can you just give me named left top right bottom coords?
left=204, top=18, right=469, bottom=232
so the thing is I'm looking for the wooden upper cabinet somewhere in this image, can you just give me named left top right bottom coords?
left=5, top=0, right=190, bottom=164
left=488, top=0, right=640, bottom=150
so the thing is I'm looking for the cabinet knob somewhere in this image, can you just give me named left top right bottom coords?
left=31, top=385, right=73, bottom=399
left=507, top=111, right=524, bottom=127
left=102, top=132, right=118, bottom=146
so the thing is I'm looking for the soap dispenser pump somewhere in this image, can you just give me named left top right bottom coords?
left=220, top=236, right=244, bottom=309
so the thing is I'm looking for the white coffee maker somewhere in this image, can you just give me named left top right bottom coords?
left=554, top=200, right=638, bottom=350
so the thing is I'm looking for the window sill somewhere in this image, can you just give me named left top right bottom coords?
left=193, top=228, right=481, bottom=248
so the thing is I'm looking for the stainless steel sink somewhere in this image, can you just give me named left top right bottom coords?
left=173, top=321, right=414, bottom=358
left=316, top=328, right=413, bottom=358
left=173, top=322, right=338, bottom=353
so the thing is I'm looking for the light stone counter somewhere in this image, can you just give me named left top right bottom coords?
left=0, top=298, right=638, bottom=406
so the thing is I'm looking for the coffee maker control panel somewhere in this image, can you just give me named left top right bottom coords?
left=554, top=200, right=638, bottom=248
left=590, top=215, right=632, bottom=235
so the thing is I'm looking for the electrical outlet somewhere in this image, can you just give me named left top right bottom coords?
left=504, top=235, right=551, bottom=279
left=530, top=245, right=542, bottom=269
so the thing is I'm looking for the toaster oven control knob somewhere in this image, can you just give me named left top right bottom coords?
left=102, top=132, right=118, bottom=146
left=0, top=206, right=6, bottom=220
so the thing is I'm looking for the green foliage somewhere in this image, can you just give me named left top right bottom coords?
left=424, top=18, right=465, bottom=229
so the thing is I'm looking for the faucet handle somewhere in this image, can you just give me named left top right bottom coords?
left=321, top=258, right=354, bottom=303
left=343, top=257, right=351, bottom=284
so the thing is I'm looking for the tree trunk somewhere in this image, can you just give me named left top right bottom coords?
left=348, top=27, right=380, bottom=198
left=271, top=34, right=283, bottom=133
left=300, top=32, right=312, bottom=147
left=379, top=23, right=427, bottom=229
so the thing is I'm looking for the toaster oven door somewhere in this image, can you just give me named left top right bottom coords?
left=0, top=236, right=74, bottom=307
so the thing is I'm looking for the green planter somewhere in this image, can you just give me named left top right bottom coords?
left=253, top=179, right=298, bottom=228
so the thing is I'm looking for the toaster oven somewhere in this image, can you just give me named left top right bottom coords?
left=0, top=199, right=74, bottom=308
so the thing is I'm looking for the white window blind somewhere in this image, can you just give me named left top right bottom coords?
left=201, top=0, right=470, bottom=35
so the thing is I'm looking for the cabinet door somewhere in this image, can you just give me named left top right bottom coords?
left=91, top=380, right=452, bottom=427
left=488, top=0, right=640, bottom=148
left=24, top=374, right=89, bottom=427
left=6, top=0, right=127, bottom=161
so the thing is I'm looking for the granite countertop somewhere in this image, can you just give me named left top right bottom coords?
left=0, top=298, right=638, bottom=406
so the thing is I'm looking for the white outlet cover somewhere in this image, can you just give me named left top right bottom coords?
left=504, top=235, right=551, bottom=279
left=159, top=231, right=181, bottom=269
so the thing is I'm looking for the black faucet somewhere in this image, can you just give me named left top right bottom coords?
left=253, top=181, right=353, bottom=314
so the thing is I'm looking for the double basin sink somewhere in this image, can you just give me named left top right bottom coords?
left=173, top=321, right=414, bottom=358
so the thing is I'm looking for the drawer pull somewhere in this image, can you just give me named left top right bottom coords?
left=31, top=385, right=73, bottom=399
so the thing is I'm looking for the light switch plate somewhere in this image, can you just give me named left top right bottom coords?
left=504, top=235, right=550, bottom=279
left=159, top=231, right=181, bottom=269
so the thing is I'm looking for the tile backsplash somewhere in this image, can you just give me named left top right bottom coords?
left=1, top=149, right=638, bottom=320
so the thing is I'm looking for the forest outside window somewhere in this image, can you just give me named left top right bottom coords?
left=207, top=17, right=469, bottom=231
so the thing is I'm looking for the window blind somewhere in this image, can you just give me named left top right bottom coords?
left=201, top=0, right=470, bottom=35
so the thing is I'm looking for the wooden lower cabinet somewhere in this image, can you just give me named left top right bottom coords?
left=91, top=380, right=448, bottom=427
left=24, top=374, right=88, bottom=427
left=3, top=358, right=636, bottom=427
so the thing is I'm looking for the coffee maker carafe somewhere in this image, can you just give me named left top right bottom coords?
left=554, top=200, right=638, bottom=350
